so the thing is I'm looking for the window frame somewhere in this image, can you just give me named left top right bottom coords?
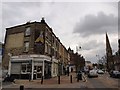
left=25, top=27, right=31, bottom=36
left=21, top=64, right=27, bottom=74
left=21, top=63, right=31, bottom=74
left=24, top=42, right=30, bottom=52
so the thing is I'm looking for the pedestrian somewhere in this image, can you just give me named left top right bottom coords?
left=67, top=67, right=69, bottom=76
left=63, top=67, right=66, bottom=75
left=82, top=72, right=87, bottom=82
left=77, top=71, right=82, bottom=82
left=71, top=68, right=73, bottom=72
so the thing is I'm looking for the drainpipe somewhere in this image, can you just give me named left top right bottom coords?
left=31, top=59, right=34, bottom=80
left=42, top=60, right=44, bottom=78
left=8, top=53, right=12, bottom=76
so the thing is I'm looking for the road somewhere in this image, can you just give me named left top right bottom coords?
left=86, top=73, right=120, bottom=88
left=2, top=72, right=120, bottom=89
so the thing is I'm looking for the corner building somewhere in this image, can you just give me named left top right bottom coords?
left=3, top=18, right=70, bottom=80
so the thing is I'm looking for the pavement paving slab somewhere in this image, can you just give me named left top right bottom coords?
left=2, top=72, right=120, bottom=89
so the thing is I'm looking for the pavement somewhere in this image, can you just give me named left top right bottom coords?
left=15, top=72, right=78, bottom=84
left=2, top=72, right=90, bottom=88
left=2, top=72, right=120, bottom=89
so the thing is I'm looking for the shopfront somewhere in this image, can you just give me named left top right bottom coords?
left=9, top=55, right=54, bottom=80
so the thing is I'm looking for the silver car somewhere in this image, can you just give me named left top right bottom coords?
left=97, top=69, right=104, bottom=74
left=88, top=69, right=98, bottom=78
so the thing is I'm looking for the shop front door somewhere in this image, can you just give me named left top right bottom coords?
left=34, top=66, right=42, bottom=79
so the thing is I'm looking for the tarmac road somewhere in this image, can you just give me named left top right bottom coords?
left=87, top=77, right=107, bottom=88
left=86, top=73, right=120, bottom=88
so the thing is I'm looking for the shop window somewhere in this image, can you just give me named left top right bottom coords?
left=37, top=66, right=42, bottom=72
left=45, top=30, right=48, bottom=39
left=27, top=64, right=32, bottom=72
left=25, top=27, right=31, bottom=36
left=21, top=63, right=31, bottom=73
left=21, top=64, right=27, bottom=73
left=34, top=66, right=37, bottom=70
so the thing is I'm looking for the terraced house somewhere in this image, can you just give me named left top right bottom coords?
left=3, top=18, right=70, bottom=80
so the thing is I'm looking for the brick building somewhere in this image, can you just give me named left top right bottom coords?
left=112, top=39, right=120, bottom=71
left=113, top=55, right=120, bottom=71
left=106, top=33, right=120, bottom=71
left=0, top=42, right=2, bottom=60
left=2, top=18, right=70, bottom=80
left=68, top=47, right=85, bottom=72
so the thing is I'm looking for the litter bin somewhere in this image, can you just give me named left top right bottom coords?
left=77, top=71, right=82, bottom=80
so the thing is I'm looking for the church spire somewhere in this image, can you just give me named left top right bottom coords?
left=106, top=32, right=113, bottom=71
left=106, top=32, right=112, bottom=56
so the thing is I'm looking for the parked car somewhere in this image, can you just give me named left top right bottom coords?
left=88, top=69, right=98, bottom=78
left=102, top=69, right=106, bottom=72
left=109, top=70, right=120, bottom=78
left=97, top=69, right=104, bottom=74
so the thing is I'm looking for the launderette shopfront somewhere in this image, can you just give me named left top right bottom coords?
left=9, top=55, right=55, bottom=80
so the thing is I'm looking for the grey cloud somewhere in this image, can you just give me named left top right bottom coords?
left=81, top=34, right=118, bottom=62
left=80, top=40, right=103, bottom=51
left=73, top=12, right=118, bottom=37
left=2, top=2, right=55, bottom=27
left=2, top=2, right=43, bottom=42
left=2, top=2, right=42, bottom=23
left=82, top=44, right=106, bottom=63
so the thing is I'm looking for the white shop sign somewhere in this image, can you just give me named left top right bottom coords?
left=34, top=62, right=43, bottom=66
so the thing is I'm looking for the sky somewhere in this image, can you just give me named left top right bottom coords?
left=0, top=0, right=119, bottom=63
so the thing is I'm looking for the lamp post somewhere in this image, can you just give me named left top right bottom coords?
left=96, top=55, right=100, bottom=69
left=96, top=55, right=100, bottom=63
left=76, top=46, right=81, bottom=53
left=8, top=53, right=12, bottom=76
left=96, top=55, right=104, bottom=69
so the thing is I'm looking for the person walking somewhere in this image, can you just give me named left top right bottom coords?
left=82, top=71, right=87, bottom=82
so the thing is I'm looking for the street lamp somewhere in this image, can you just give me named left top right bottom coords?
left=76, top=46, right=81, bottom=53
left=96, top=55, right=101, bottom=63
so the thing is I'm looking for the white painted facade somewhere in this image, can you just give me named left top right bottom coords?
left=51, top=57, right=58, bottom=77
left=9, top=54, right=59, bottom=80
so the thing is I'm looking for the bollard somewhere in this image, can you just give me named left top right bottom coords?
left=77, top=75, right=79, bottom=82
left=67, top=73, right=69, bottom=76
left=20, top=85, right=24, bottom=90
left=70, top=75, right=72, bottom=83
left=58, top=75, right=60, bottom=84
left=41, top=76, right=43, bottom=84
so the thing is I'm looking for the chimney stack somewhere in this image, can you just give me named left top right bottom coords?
left=41, top=17, right=45, bottom=23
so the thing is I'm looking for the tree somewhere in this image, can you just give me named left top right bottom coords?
left=97, top=55, right=107, bottom=69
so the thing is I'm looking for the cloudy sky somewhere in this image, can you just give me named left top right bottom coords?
left=0, top=0, right=119, bottom=63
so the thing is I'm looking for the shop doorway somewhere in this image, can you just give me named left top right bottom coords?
left=34, top=66, right=42, bottom=79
